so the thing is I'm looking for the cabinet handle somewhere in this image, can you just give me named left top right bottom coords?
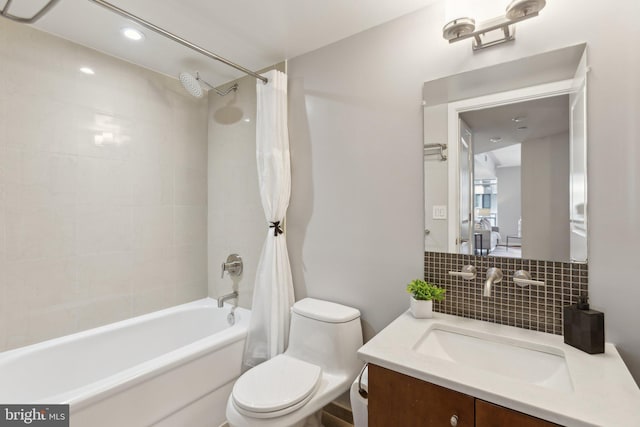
left=450, top=414, right=459, bottom=427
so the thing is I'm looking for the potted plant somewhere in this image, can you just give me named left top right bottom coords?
left=406, top=279, right=445, bottom=318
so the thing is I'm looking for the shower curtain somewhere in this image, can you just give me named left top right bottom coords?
left=242, top=70, right=295, bottom=370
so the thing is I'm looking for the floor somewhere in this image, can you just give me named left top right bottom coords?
left=322, top=402, right=354, bottom=427
left=220, top=403, right=355, bottom=427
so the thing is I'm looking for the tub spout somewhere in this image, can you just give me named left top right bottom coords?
left=217, top=291, right=238, bottom=308
left=484, top=268, right=503, bottom=297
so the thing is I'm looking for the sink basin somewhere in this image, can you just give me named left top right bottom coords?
left=413, top=324, right=573, bottom=392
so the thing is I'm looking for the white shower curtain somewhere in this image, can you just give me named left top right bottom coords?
left=242, top=70, right=295, bottom=370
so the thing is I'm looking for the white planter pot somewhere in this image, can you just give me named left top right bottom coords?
left=409, top=297, right=433, bottom=319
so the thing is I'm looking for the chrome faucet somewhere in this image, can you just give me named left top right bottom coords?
left=484, top=267, right=503, bottom=297
left=217, top=291, right=238, bottom=308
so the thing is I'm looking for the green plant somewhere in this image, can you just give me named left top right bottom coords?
left=406, top=279, right=445, bottom=301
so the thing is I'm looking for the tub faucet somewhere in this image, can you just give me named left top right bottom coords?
left=484, top=268, right=503, bottom=297
left=217, top=291, right=238, bottom=308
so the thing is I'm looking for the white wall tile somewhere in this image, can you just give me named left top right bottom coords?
left=130, top=159, right=173, bottom=206
left=76, top=205, right=132, bottom=254
left=0, top=20, right=208, bottom=351
left=76, top=110, right=134, bottom=160
left=175, top=166, right=207, bottom=205
left=71, top=296, right=132, bottom=331
left=130, top=247, right=176, bottom=291
left=174, top=244, right=208, bottom=294
left=2, top=96, right=79, bottom=155
left=77, top=253, right=133, bottom=299
left=77, top=157, right=132, bottom=206
left=6, top=206, right=76, bottom=261
left=132, top=286, right=175, bottom=317
left=175, top=205, right=206, bottom=247
left=132, top=206, right=174, bottom=250
left=27, top=307, right=78, bottom=345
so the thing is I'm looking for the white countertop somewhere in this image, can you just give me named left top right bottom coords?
left=357, top=311, right=640, bottom=426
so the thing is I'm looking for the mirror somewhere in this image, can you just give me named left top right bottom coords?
left=423, top=44, right=588, bottom=263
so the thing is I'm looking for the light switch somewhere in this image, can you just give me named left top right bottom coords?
left=432, top=205, right=447, bottom=220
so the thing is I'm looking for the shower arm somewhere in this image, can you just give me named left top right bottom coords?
left=87, top=0, right=268, bottom=85
left=195, top=72, right=239, bottom=97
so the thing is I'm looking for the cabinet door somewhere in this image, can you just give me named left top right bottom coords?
left=476, top=400, right=562, bottom=427
left=368, top=364, right=474, bottom=427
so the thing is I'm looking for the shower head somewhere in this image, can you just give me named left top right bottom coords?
left=179, top=71, right=238, bottom=98
left=179, top=72, right=204, bottom=98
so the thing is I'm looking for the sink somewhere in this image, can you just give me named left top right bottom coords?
left=413, top=324, right=574, bottom=392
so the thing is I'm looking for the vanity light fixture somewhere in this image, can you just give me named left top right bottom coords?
left=442, top=0, right=546, bottom=51
left=122, top=27, right=144, bottom=41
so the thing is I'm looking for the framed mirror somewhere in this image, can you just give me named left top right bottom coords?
left=423, top=44, right=588, bottom=263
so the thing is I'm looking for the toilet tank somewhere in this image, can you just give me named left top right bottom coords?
left=285, top=298, right=363, bottom=378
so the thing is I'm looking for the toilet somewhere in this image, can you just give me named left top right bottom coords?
left=226, top=298, right=363, bottom=427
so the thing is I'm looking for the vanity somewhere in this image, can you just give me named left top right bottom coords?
left=357, top=312, right=640, bottom=426
left=364, top=41, right=640, bottom=427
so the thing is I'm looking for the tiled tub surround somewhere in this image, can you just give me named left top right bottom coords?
left=0, top=20, right=208, bottom=350
left=424, top=252, right=588, bottom=335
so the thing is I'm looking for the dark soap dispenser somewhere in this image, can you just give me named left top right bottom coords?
left=563, top=294, right=605, bottom=354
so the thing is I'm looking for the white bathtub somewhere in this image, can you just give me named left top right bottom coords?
left=0, top=298, right=250, bottom=427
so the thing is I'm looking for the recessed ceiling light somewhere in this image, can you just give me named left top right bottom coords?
left=79, top=67, right=95, bottom=75
left=517, top=126, right=528, bottom=130
left=122, top=28, right=144, bottom=41
left=512, top=116, right=525, bottom=122
left=489, top=137, right=502, bottom=143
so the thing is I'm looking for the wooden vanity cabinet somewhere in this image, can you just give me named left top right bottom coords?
left=475, top=400, right=560, bottom=427
left=368, top=364, right=561, bottom=427
left=368, top=364, right=474, bottom=427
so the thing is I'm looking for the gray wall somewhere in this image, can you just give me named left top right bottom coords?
left=522, top=132, right=570, bottom=261
left=287, top=0, right=640, bottom=382
left=496, top=166, right=521, bottom=238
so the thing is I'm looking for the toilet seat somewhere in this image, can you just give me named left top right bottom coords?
left=232, top=354, right=323, bottom=419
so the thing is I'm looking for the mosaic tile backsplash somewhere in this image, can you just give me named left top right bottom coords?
left=424, top=252, right=588, bottom=335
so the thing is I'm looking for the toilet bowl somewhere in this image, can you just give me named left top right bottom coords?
left=226, top=298, right=363, bottom=427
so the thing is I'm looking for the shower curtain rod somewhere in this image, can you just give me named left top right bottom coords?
left=88, top=0, right=268, bottom=84
left=0, top=0, right=268, bottom=84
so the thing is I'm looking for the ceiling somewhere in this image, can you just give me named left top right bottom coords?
left=461, top=94, right=570, bottom=167
left=8, top=0, right=439, bottom=87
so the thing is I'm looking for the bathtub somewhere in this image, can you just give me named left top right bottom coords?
left=0, top=298, right=250, bottom=427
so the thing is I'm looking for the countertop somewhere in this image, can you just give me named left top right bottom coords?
left=357, top=311, right=640, bottom=426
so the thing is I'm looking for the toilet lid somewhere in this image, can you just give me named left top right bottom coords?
left=232, top=354, right=322, bottom=414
